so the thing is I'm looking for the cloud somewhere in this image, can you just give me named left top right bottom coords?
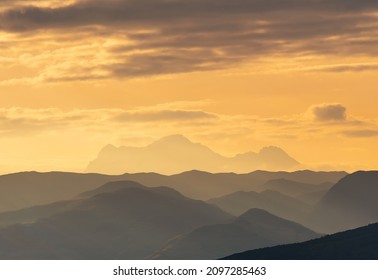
left=342, top=129, right=378, bottom=138
left=308, top=63, right=378, bottom=73
left=1, top=0, right=378, bottom=81
left=309, top=103, right=347, bottom=122
left=112, top=110, right=217, bottom=122
left=0, top=106, right=218, bottom=137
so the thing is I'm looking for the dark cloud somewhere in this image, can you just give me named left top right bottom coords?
left=311, top=104, right=347, bottom=122
left=2, top=0, right=378, bottom=79
left=342, top=129, right=378, bottom=138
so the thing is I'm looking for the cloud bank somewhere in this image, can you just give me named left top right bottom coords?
left=1, top=0, right=378, bottom=82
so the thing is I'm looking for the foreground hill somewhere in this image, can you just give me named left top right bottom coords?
left=0, top=170, right=346, bottom=212
left=223, top=222, right=378, bottom=260
left=86, top=135, right=300, bottom=174
left=151, top=209, right=319, bottom=260
left=311, top=171, right=378, bottom=233
left=0, top=181, right=230, bottom=259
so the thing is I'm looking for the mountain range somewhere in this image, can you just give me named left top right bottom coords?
left=0, top=170, right=376, bottom=259
left=0, top=180, right=319, bottom=260
left=85, top=135, right=300, bottom=174
left=0, top=170, right=346, bottom=212
left=0, top=181, right=230, bottom=259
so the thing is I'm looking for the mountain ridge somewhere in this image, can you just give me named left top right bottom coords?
left=310, top=170, right=378, bottom=233
left=151, top=208, right=319, bottom=260
left=222, top=222, right=378, bottom=260
left=0, top=169, right=347, bottom=212
left=86, top=134, right=300, bottom=174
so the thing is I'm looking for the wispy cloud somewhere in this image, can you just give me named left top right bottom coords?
left=342, top=129, right=378, bottom=138
left=0, top=102, right=373, bottom=141
left=305, top=63, right=378, bottom=73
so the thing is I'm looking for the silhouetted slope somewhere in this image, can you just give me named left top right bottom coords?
left=0, top=170, right=347, bottom=212
left=208, top=190, right=310, bottom=224
left=223, top=222, right=378, bottom=260
left=151, top=209, right=319, bottom=260
left=86, top=135, right=300, bottom=174
left=311, top=171, right=378, bottom=233
left=0, top=182, right=230, bottom=259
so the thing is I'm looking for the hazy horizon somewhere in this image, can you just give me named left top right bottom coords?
left=0, top=133, right=366, bottom=176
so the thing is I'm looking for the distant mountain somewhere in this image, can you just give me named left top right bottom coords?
left=0, top=181, right=230, bottom=259
left=311, top=171, right=378, bottom=233
left=208, top=190, right=310, bottom=225
left=85, top=135, right=300, bottom=174
left=260, top=179, right=333, bottom=197
left=223, top=222, right=378, bottom=260
left=168, top=170, right=346, bottom=200
left=151, top=209, right=320, bottom=260
left=0, top=170, right=347, bottom=212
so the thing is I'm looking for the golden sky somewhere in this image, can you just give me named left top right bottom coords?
left=0, top=0, right=378, bottom=174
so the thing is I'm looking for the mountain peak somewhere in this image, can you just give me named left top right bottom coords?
left=100, top=144, right=117, bottom=153
left=79, top=180, right=147, bottom=197
left=235, top=208, right=301, bottom=229
left=238, top=208, right=276, bottom=221
left=151, top=134, right=192, bottom=145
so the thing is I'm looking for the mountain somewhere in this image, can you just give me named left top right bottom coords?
left=0, top=171, right=117, bottom=213
left=0, top=200, right=74, bottom=229
left=223, top=222, right=378, bottom=260
left=259, top=179, right=333, bottom=197
left=0, top=170, right=347, bottom=212
left=0, top=181, right=147, bottom=228
left=311, top=171, right=378, bottom=233
left=85, top=135, right=300, bottom=174
left=208, top=190, right=310, bottom=225
left=0, top=181, right=230, bottom=259
left=78, top=180, right=148, bottom=197
left=151, top=209, right=320, bottom=260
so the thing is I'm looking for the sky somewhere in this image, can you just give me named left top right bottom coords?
left=0, top=0, right=378, bottom=174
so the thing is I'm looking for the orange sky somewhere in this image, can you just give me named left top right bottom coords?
left=0, top=0, right=377, bottom=174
